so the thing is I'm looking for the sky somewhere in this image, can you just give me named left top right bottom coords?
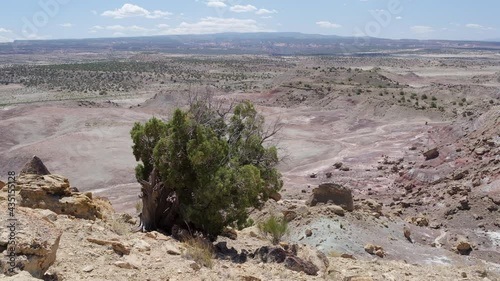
left=0, top=0, right=499, bottom=42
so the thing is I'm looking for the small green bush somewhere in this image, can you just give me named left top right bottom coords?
left=258, top=214, right=288, bottom=245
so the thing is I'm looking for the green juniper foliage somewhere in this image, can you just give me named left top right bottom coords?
left=131, top=99, right=282, bottom=237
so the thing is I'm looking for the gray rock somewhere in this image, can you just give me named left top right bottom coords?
left=20, top=156, right=51, bottom=175
left=0, top=203, right=62, bottom=278
left=284, top=256, right=319, bottom=276
left=423, top=148, right=439, bottom=160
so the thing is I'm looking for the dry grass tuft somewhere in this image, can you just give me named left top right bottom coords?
left=182, top=237, right=214, bottom=268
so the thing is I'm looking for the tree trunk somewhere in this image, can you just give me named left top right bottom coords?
left=138, top=168, right=179, bottom=232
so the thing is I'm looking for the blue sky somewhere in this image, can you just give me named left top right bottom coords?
left=0, top=0, right=499, bottom=42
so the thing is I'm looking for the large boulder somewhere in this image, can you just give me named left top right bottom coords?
left=0, top=203, right=62, bottom=278
left=306, top=183, right=354, bottom=211
left=18, top=174, right=103, bottom=220
left=423, top=148, right=439, bottom=160
left=20, top=156, right=51, bottom=176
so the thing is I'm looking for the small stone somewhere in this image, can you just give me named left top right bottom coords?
left=340, top=253, right=355, bottom=260
left=38, top=209, right=58, bottom=222
left=329, top=205, right=345, bottom=216
left=269, top=191, right=282, bottom=202
left=221, top=227, right=238, bottom=240
left=423, top=148, right=439, bottom=160
left=475, top=147, right=488, bottom=155
left=375, top=249, right=385, bottom=258
left=305, top=229, right=313, bottom=237
left=364, top=244, right=384, bottom=257
left=114, top=261, right=138, bottom=270
left=456, top=239, right=472, bottom=255
left=133, top=239, right=151, bottom=252
left=166, top=244, right=181, bottom=255
left=403, top=226, right=411, bottom=241
left=82, top=265, right=94, bottom=273
left=283, top=210, right=298, bottom=222
left=189, top=262, right=201, bottom=271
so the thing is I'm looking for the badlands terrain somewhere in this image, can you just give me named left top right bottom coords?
left=0, top=46, right=499, bottom=280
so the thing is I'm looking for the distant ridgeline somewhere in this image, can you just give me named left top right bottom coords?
left=1, top=32, right=500, bottom=55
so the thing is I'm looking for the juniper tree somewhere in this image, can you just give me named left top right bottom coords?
left=131, top=95, right=282, bottom=239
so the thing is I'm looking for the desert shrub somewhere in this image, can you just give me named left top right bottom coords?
left=109, top=215, right=131, bottom=236
left=431, top=102, right=437, bottom=108
left=183, top=237, right=214, bottom=268
left=131, top=96, right=282, bottom=238
left=258, top=214, right=288, bottom=245
left=135, top=200, right=142, bottom=214
left=421, top=94, right=428, bottom=99
left=431, top=96, right=437, bottom=101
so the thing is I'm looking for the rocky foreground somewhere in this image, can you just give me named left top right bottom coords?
left=1, top=158, right=499, bottom=280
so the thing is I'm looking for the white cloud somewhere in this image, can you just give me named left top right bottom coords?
left=164, top=17, right=271, bottom=35
left=91, top=10, right=97, bottom=15
left=230, top=5, right=257, bottom=13
left=256, top=9, right=277, bottom=15
left=466, top=23, right=483, bottom=29
left=395, top=16, right=402, bottom=20
left=101, top=3, right=172, bottom=19
left=466, top=23, right=494, bottom=30
left=60, top=23, right=73, bottom=28
left=206, top=1, right=227, bottom=8
left=411, top=25, right=434, bottom=34
left=316, top=21, right=342, bottom=29
left=157, top=24, right=170, bottom=29
left=0, top=28, right=12, bottom=33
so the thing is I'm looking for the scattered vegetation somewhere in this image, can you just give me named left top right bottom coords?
left=182, top=237, right=214, bottom=268
left=258, top=214, right=289, bottom=245
left=109, top=215, right=131, bottom=236
left=135, top=200, right=142, bottom=214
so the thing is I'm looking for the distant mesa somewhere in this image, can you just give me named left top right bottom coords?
left=20, top=155, right=51, bottom=175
